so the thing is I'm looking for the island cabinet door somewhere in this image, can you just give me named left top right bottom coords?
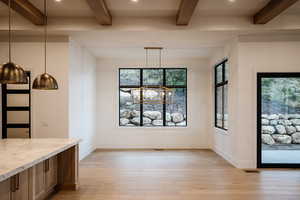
left=0, top=178, right=11, bottom=200
left=11, top=170, right=30, bottom=200
left=45, top=156, right=58, bottom=192
left=34, top=162, right=46, bottom=200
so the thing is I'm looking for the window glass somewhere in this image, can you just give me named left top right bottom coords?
left=143, top=69, right=163, bottom=86
left=143, top=104, right=163, bottom=127
left=216, top=87, right=223, bottom=127
left=166, top=88, right=187, bottom=127
left=120, top=69, right=140, bottom=86
left=216, top=65, right=223, bottom=84
left=120, top=88, right=141, bottom=127
left=225, top=62, right=229, bottom=81
left=224, top=85, right=228, bottom=129
left=166, top=69, right=187, bottom=86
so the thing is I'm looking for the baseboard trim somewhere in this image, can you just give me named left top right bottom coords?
left=79, top=147, right=96, bottom=161
left=213, top=146, right=238, bottom=168
left=94, top=148, right=211, bottom=151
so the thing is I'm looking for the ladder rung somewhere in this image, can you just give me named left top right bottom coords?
left=7, top=124, right=30, bottom=128
left=7, top=107, right=30, bottom=111
left=7, top=90, right=30, bottom=94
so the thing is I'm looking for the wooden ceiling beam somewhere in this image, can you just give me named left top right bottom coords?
left=0, top=0, right=45, bottom=25
left=176, top=0, right=199, bottom=26
left=86, top=0, right=112, bottom=25
left=254, top=0, right=299, bottom=24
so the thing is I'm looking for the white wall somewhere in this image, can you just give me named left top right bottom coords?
left=0, top=38, right=97, bottom=161
left=0, top=39, right=70, bottom=139
left=210, top=36, right=300, bottom=169
left=69, top=40, right=97, bottom=159
left=96, top=58, right=212, bottom=149
left=209, top=39, right=240, bottom=167
left=237, top=39, right=300, bottom=168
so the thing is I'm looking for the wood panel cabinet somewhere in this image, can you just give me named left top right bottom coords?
left=45, top=156, right=58, bottom=192
left=34, top=156, right=58, bottom=200
left=34, top=162, right=46, bottom=200
left=0, top=144, right=78, bottom=200
left=11, top=170, right=29, bottom=200
left=0, top=170, right=30, bottom=200
left=0, top=178, right=11, bottom=200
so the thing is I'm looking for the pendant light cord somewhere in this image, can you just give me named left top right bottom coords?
left=8, top=0, right=11, bottom=62
left=44, top=0, right=47, bottom=73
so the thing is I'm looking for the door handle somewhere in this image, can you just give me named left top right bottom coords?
left=10, top=174, right=19, bottom=192
left=44, top=159, right=50, bottom=172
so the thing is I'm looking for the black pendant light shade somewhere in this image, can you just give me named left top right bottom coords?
left=32, top=73, right=58, bottom=90
left=0, top=62, right=28, bottom=84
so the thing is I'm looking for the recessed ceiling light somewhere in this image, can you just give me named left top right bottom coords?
left=228, top=0, right=236, bottom=2
left=131, top=0, right=139, bottom=3
left=55, top=0, right=62, bottom=2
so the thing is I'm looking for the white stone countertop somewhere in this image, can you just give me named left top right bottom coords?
left=0, top=138, right=80, bottom=182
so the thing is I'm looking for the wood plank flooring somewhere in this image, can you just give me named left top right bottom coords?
left=50, top=150, right=300, bottom=200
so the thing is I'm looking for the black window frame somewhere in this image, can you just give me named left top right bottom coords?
left=119, top=68, right=187, bottom=127
left=214, top=59, right=228, bottom=130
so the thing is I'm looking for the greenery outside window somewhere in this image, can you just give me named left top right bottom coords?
left=215, top=60, right=228, bottom=130
left=119, top=68, right=187, bottom=127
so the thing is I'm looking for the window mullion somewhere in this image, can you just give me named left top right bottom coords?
left=222, top=85, right=225, bottom=129
left=140, top=69, right=143, bottom=127
left=163, top=69, right=166, bottom=126
left=222, top=63, right=225, bottom=129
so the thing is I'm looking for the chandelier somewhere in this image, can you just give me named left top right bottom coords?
left=131, top=47, right=174, bottom=104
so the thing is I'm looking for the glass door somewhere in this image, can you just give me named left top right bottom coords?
left=258, top=73, right=300, bottom=167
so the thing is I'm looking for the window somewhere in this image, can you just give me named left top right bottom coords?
left=215, top=60, right=228, bottom=130
left=119, top=68, right=187, bottom=127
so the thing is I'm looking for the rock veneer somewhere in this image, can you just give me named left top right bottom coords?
left=120, top=109, right=186, bottom=126
left=261, top=114, right=300, bottom=145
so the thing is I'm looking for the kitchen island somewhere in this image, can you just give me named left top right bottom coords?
left=0, top=139, right=80, bottom=200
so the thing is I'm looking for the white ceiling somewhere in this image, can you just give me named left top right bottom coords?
left=0, top=0, right=299, bottom=17
left=0, top=0, right=300, bottom=59
left=70, top=30, right=237, bottom=59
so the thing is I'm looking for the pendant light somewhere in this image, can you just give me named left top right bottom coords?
left=0, top=0, right=28, bottom=84
left=131, top=47, right=174, bottom=104
left=33, top=0, right=58, bottom=90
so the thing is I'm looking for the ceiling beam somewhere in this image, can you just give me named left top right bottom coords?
left=0, top=0, right=45, bottom=25
left=254, top=0, right=299, bottom=24
left=86, top=0, right=112, bottom=25
left=176, top=0, right=199, bottom=26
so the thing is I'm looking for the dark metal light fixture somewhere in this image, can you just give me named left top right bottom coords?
left=33, top=0, right=58, bottom=90
left=32, top=73, right=58, bottom=90
left=0, top=0, right=28, bottom=84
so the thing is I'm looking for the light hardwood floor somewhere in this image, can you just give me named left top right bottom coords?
left=50, top=150, right=300, bottom=200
